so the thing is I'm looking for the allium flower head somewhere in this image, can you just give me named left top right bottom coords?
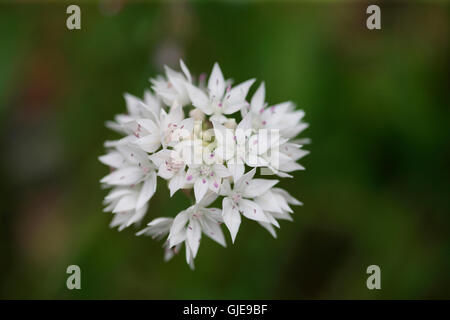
left=100, top=61, right=309, bottom=269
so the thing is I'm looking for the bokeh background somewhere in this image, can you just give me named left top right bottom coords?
left=0, top=1, right=449, bottom=299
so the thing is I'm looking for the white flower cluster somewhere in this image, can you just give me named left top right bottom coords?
left=99, top=61, right=309, bottom=268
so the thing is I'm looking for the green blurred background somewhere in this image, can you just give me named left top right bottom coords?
left=0, top=1, right=449, bottom=299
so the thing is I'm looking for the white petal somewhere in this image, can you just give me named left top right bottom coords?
left=185, top=166, right=199, bottom=184
left=143, top=90, right=161, bottom=118
left=149, top=149, right=170, bottom=167
left=214, top=143, right=235, bottom=162
left=242, top=179, right=279, bottom=198
left=135, top=134, right=161, bottom=153
left=226, top=79, right=255, bottom=107
left=124, top=93, right=142, bottom=117
left=246, top=154, right=269, bottom=168
left=223, top=102, right=248, bottom=116
left=104, top=135, right=133, bottom=148
left=164, top=66, right=186, bottom=96
left=136, top=171, right=157, bottom=210
left=186, top=83, right=211, bottom=114
left=126, top=205, right=148, bottom=227
left=201, top=215, right=226, bottom=247
left=238, top=199, right=269, bottom=223
left=186, top=218, right=201, bottom=258
left=250, top=82, right=265, bottom=114
left=264, top=211, right=280, bottom=228
left=198, top=191, right=219, bottom=207
left=194, top=177, right=209, bottom=203
left=212, top=164, right=231, bottom=178
left=105, top=188, right=133, bottom=202
left=237, top=112, right=253, bottom=131
left=117, top=145, right=148, bottom=166
left=179, top=117, right=195, bottom=134
left=271, top=211, right=293, bottom=221
left=208, top=177, right=221, bottom=193
left=258, top=221, right=277, bottom=238
left=219, top=179, right=232, bottom=196
left=109, top=211, right=132, bottom=230
left=169, top=228, right=186, bottom=248
left=156, top=163, right=171, bottom=179
left=273, top=169, right=293, bottom=178
left=255, top=191, right=284, bottom=213
left=272, top=192, right=293, bottom=213
left=240, top=104, right=249, bottom=118
left=148, top=217, right=173, bottom=227
left=167, top=101, right=184, bottom=124
left=100, top=166, right=143, bottom=186
left=280, top=143, right=307, bottom=160
left=212, top=121, right=235, bottom=160
left=222, top=197, right=241, bottom=243
left=273, top=188, right=302, bottom=206
left=234, top=168, right=256, bottom=191
left=208, top=62, right=225, bottom=98
left=248, top=131, right=271, bottom=156
left=170, top=210, right=189, bottom=235
left=168, top=210, right=189, bottom=246
left=169, top=170, right=186, bottom=196
left=136, top=118, right=159, bottom=133
left=163, top=242, right=180, bottom=262
left=209, top=114, right=228, bottom=124
left=278, top=161, right=305, bottom=172
left=113, top=193, right=138, bottom=213
left=99, top=152, right=124, bottom=168
left=179, top=59, right=192, bottom=83
left=103, top=202, right=115, bottom=212
left=185, top=243, right=195, bottom=270
left=136, top=216, right=173, bottom=237
left=204, top=207, right=223, bottom=221
left=227, top=161, right=245, bottom=183
left=292, top=137, right=311, bottom=145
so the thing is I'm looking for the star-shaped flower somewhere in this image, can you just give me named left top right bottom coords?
left=186, top=63, right=255, bottom=123
left=167, top=193, right=226, bottom=269
left=220, top=168, right=279, bottom=242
